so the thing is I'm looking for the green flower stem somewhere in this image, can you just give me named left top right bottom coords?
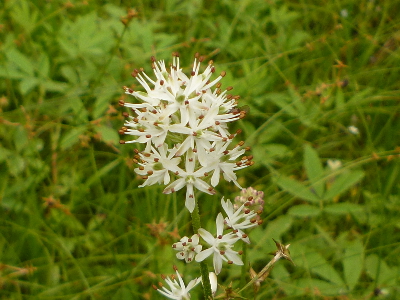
left=238, top=255, right=280, bottom=293
left=191, top=200, right=212, bottom=299
left=240, top=242, right=248, bottom=287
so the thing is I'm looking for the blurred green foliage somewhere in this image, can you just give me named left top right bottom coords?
left=1, top=0, right=400, bottom=299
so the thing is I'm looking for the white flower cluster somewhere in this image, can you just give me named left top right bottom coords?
left=172, top=197, right=262, bottom=275
left=119, top=53, right=253, bottom=212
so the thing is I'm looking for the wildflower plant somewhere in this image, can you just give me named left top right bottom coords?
left=118, top=53, right=290, bottom=299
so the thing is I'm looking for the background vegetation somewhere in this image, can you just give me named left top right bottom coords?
left=1, top=0, right=399, bottom=299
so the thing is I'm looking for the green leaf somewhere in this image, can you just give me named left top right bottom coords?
left=304, top=144, right=325, bottom=197
left=343, top=239, right=364, bottom=291
left=288, top=204, right=321, bottom=217
left=5, top=48, right=34, bottom=76
left=20, top=77, right=39, bottom=95
left=275, top=174, right=320, bottom=203
left=37, top=53, right=50, bottom=78
left=324, top=203, right=364, bottom=215
left=60, top=126, right=87, bottom=150
left=323, top=170, right=364, bottom=200
left=365, top=254, right=398, bottom=285
left=291, top=278, right=343, bottom=297
left=296, top=245, right=345, bottom=287
left=94, top=125, right=119, bottom=145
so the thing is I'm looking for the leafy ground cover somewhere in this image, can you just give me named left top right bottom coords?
left=1, top=0, right=400, bottom=299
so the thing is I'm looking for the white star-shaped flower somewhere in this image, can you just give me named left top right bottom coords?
left=154, top=266, right=201, bottom=300
left=221, top=197, right=259, bottom=243
left=195, top=213, right=243, bottom=274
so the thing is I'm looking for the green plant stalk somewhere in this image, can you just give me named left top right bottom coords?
left=238, top=254, right=280, bottom=294
left=191, top=200, right=212, bottom=299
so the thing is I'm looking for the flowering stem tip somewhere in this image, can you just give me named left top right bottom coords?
left=119, top=53, right=253, bottom=212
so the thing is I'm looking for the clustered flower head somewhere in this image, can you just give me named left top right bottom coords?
left=172, top=234, right=202, bottom=263
left=119, top=53, right=253, bottom=212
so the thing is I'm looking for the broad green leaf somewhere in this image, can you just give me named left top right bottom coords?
left=93, top=90, right=115, bottom=119
left=0, top=147, right=11, bottom=162
left=37, top=53, right=50, bottom=78
left=275, top=174, right=320, bottom=203
left=5, top=48, right=34, bottom=76
left=297, top=246, right=345, bottom=287
left=7, top=155, right=26, bottom=176
left=343, top=239, right=364, bottom=291
left=20, top=77, right=39, bottom=95
left=14, top=126, right=29, bottom=153
left=94, top=125, right=119, bottom=145
left=60, top=65, right=79, bottom=84
left=267, top=92, right=298, bottom=117
left=323, top=170, right=364, bottom=200
left=291, top=278, right=344, bottom=297
left=324, top=203, right=364, bottom=215
left=264, top=215, right=293, bottom=240
left=42, top=80, right=69, bottom=92
left=365, top=254, right=398, bottom=285
left=60, top=126, right=87, bottom=150
left=288, top=204, right=321, bottom=217
left=304, top=144, right=325, bottom=197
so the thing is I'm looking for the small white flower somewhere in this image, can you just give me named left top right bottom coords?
left=221, top=197, right=259, bottom=243
left=154, top=266, right=201, bottom=300
left=163, top=148, right=215, bottom=213
left=195, top=213, right=243, bottom=274
left=327, top=159, right=342, bottom=171
left=172, top=234, right=202, bottom=263
left=348, top=125, right=359, bottom=135
left=340, top=9, right=349, bottom=18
